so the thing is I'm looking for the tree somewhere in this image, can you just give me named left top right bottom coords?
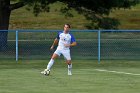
left=0, top=0, right=24, bottom=50
left=59, top=0, right=139, bottom=29
left=0, top=0, right=139, bottom=50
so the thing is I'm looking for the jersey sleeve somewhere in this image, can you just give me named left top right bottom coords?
left=70, top=34, right=76, bottom=43
left=56, top=32, right=61, bottom=40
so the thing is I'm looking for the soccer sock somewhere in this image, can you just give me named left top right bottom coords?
left=47, top=59, right=54, bottom=70
left=68, top=64, right=72, bottom=72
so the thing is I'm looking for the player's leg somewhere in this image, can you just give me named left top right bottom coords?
left=67, top=60, right=72, bottom=75
left=41, top=50, right=60, bottom=75
left=46, top=53, right=59, bottom=70
left=62, top=50, right=72, bottom=75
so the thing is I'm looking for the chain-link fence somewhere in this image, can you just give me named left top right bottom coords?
left=0, top=30, right=98, bottom=60
left=0, top=30, right=140, bottom=62
left=101, top=30, right=140, bottom=60
left=0, top=30, right=16, bottom=60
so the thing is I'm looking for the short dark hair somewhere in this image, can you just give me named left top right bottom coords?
left=64, top=24, right=71, bottom=28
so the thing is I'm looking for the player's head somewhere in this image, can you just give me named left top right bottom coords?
left=64, top=24, right=70, bottom=33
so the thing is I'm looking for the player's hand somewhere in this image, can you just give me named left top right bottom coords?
left=64, top=44, right=70, bottom=47
left=50, top=45, right=54, bottom=50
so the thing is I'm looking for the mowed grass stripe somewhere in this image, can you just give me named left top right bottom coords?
left=0, top=60, right=140, bottom=93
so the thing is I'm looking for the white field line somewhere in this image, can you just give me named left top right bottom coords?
left=95, top=69, right=140, bottom=76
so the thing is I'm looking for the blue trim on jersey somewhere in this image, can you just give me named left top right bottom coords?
left=56, top=31, right=76, bottom=43
left=70, top=33, right=76, bottom=43
left=56, top=31, right=62, bottom=39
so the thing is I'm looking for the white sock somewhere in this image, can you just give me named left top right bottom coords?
left=47, top=59, right=54, bottom=70
left=68, top=64, right=72, bottom=73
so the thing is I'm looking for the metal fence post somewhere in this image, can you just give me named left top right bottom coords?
left=98, top=30, right=101, bottom=64
left=16, top=30, right=18, bottom=62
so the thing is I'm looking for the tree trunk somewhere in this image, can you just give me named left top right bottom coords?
left=0, top=0, right=11, bottom=51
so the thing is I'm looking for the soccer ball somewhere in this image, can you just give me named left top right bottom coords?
left=44, top=69, right=50, bottom=76
left=41, top=69, right=50, bottom=76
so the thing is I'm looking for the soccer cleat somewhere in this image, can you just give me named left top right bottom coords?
left=41, top=69, right=50, bottom=76
left=68, top=71, right=72, bottom=75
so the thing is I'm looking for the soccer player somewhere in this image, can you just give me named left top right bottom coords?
left=41, top=24, right=77, bottom=76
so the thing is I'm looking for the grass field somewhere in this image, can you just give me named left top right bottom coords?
left=0, top=60, right=140, bottom=93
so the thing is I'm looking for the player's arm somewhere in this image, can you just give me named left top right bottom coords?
left=70, top=42, right=77, bottom=47
left=50, top=32, right=60, bottom=50
left=50, top=38, right=59, bottom=50
left=64, top=42, right=77, bottom=47
left=65, top=34, right=77, bottom=47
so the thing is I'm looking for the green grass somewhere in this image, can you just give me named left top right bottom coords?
left=0, top=60, right=140, bottom=93
left=10, top=2, right=88, bottom=30
left=110, top=4, right=140, bottom=29
left=9, top=2, right=140, bottom=30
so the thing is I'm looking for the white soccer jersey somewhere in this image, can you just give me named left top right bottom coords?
left=56, top=31, right=76, bottom=50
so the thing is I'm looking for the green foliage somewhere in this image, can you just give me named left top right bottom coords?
left=10, top=0, right=140, bottom=29
left=9, top=3, right=140, bottom=29
left=98, top=17, right=120, bottom=29
left=63, top=0, right=139, bottom=29
left=60, top=7, right=74, bottom=18
left=21, top=0, right=50, bottom=16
